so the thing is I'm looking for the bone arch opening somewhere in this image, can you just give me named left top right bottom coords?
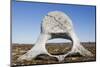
left=46, top=38, right=72, bottom=55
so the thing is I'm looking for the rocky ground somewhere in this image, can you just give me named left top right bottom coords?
left=11, top=42, right=96, bottom=67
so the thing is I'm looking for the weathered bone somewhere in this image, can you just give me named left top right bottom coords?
left=17, top=11, right=93, bottom=62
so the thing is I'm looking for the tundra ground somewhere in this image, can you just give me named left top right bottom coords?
left=11, top=42, right=96, bottom=66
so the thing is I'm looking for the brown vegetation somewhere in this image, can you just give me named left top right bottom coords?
left=11, top=42, right=96, bottom=66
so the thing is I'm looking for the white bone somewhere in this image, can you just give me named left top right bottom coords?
left=17, top=33, right=51, bottom=61
left=17, top=11, right=93, bottom=62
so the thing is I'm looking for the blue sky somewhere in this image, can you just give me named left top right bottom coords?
left=12, top=0, right=96, bottom=44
